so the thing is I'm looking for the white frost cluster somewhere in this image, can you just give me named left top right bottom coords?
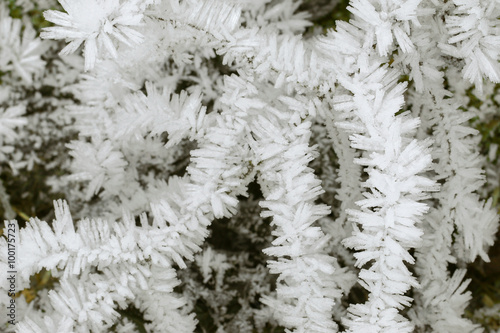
left=0, top=5, right=45, bottom=83
left=41, top=0, right=145, bottom=70
left=0, top=0, right=498, bottom=332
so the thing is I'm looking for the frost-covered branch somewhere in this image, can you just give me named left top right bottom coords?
left=1, top=0, right=499, bottom=332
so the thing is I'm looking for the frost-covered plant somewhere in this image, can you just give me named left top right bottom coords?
left=0, top=0, right=499, bottom=332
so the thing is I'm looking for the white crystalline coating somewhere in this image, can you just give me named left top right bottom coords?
left=1, top=0, right=499, bottom=332
left=41, top=0, right=145, bottom=70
